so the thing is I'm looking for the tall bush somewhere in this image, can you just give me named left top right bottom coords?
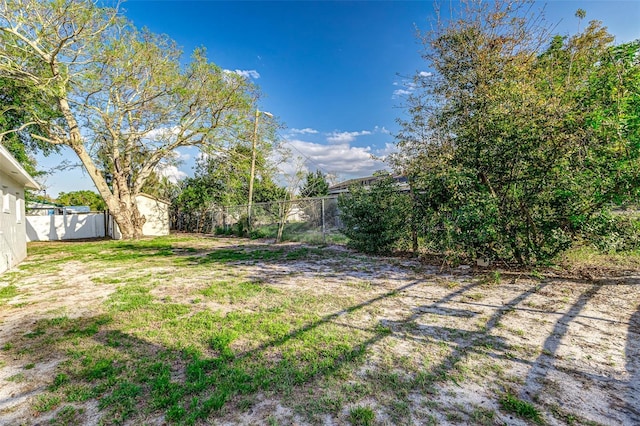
left=338, top=174, right=410, bottom=254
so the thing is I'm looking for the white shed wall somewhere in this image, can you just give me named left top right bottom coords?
left=136, top=195, right=170, bottom=237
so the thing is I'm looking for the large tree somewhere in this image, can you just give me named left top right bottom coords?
left=0, top=0, right=256, bottom=238
left=57, top=190, right=106, bottom=211
left=392, top=0, right=640, bottom=263
left=0, top=76, right=61, bottom=176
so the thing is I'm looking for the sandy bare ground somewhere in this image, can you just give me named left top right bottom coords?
left=0, top=235, right=639, bottom=425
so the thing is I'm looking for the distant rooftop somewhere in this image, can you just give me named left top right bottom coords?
left=328, top=175, right=408, bottom=195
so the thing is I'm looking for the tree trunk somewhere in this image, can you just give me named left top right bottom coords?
left=108, top=195, right=146, bottom=239
left=276, top=201, right=287, bottom=243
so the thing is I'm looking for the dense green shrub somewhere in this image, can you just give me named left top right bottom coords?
left=579, top=211, right=640, bottom=253
left=338, top=174, right=410, bottom=254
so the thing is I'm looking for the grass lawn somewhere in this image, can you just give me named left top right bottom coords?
left=0, top=234, right=638, bottom=425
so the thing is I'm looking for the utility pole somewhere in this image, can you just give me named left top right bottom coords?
left=247, top=108, right=272, bottom=232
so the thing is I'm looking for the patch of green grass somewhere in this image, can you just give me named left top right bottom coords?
left=6, top=373, right=26, bottom=382
left=285, top=247, right=324, bottom=259
left=251, top=222, right=345, bottom=244
left=196, top=245, right=326, bottom=265
left=64, top=384, right=94, bottom=402
left=200, top=280, right=280, bottom=303
left=197, top=248, right=286, bottom=264
left=470, top=405, right=496, bottom=425
left=387, top=399, right=410, bottom=424
left=561, top=245, right=640, bottom=269
left=499, top=393, right=544, bottom=424
left=80, top=356, right=120, bottom=381
left=98, top=381, right=142, bottom=424
left=0, top=284, right=18, bottom=302
left=49, top=373, right=70, bottom=391
left=349, top=406, right=375, bottom=426
left=50, top=405, right=84, bottom=426
left=33, top=393, right=61, bottom=412
left=107, top=285, right=154, bottom=312
left=24, top=329, right=46, bottom=338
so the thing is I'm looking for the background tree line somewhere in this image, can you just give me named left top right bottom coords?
left=340, top=1, right=640, bottom=264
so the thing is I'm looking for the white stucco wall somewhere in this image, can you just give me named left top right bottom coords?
left=136, top=194, right=170, bottom=236
left=0, top=173, right=27, bottom=274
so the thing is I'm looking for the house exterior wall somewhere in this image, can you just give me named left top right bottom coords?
left=136, top=194, right=170, bottom=237
left=0, top=172, right=27, bottom=274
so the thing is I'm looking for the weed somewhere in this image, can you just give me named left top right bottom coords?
left=24, top=329, right=46, bottom=338
left=98, top=381, right=142, bottom=423
left=445, top=410, right=464, bottom=422
left=499, top=393, right=543, bottom=424
left=64, top=384, right=93, bottom=402
left=49, top=373, right=70, bottom=391
left=33, top=393, right=61, bottom=412
left=388, top=399, right=411, bottom=424
left=6, top=373, right=26, bottom=382
left=24, top=363, right=36, bottom=369
left=81, top=356, right=119, bottom=380
left=349, top=406, right=375, bottom=426
left=481, top=271, right=502, bottom=285
left=374, top=323, right=393, bottom=335
left=50, top=405, right=84, bottom=426
left=0, top=284, right=18, bottom=302
left=471, top=405, right=496, bottom=425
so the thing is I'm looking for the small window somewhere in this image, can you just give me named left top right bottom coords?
left=16, top=193, right=22, bottom=223
left=2, top=186, right=9, bottom=214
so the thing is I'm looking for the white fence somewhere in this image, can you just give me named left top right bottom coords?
left=26, top=212, right=109, bottom=242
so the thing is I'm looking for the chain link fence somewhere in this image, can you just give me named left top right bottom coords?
left=172, top=196, right=345, bottom=244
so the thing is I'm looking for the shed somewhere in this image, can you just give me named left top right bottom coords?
left=136, top=193, right=170, bottom=237
left=0, top=144, right=40, bottom=274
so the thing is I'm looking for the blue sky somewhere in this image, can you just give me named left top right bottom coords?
left=35, top=0, right=640, bottom=197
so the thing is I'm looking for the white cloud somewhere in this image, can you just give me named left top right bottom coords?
left=224, top=69, right=260, bottom=79
left=145, top=125, right=180, bottom=141
left=393, top=89, right=412, bottom=97
left=282, top=139, right=387, bottom=176
left=289, top=128, right=319, bottom=135
left=374, top=126, right=391, bottom=135
left=392, top=75, right=429, bottom=99
left=167, top=149, right=191, bottom=161
left=375, top=142, right=398, bottom=160
left=156, top=164, right=187, bottom=184
left=326, top=130, right=372, bottom=144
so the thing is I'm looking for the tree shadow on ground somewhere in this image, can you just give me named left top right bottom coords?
left=626, top=303, right=640, bottom=423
